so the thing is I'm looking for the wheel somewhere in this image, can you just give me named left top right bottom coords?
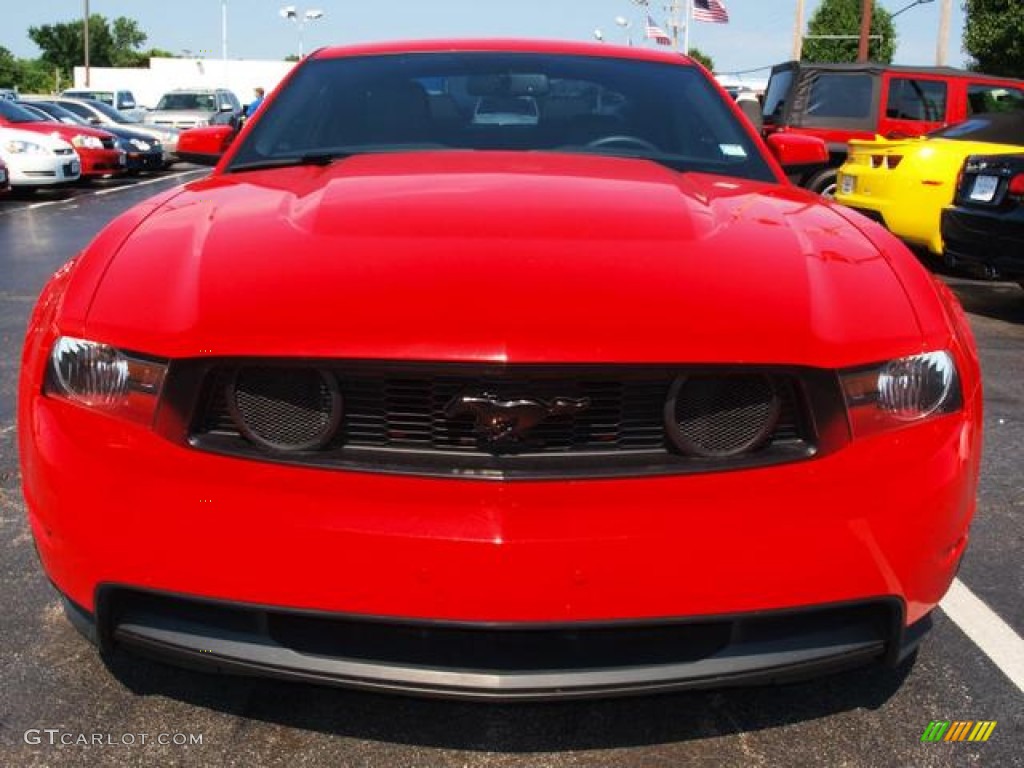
left=586, top=135, right=659, bottom=152
left=806, top=168, right=839, bottom=198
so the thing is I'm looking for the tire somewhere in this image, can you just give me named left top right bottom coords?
left=806, top=168, right=839, bottom=198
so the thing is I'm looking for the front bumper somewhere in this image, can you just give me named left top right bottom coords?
left=22, top=380, right=978, bottom=697
left=62, top=589, right=928, bottom=700
left=78, top=148, right=126, bottom=178
left=124, top=151, right=165, bottom=173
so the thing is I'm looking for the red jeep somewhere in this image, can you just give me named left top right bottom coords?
left=762, top=60, right=1024, bottom=195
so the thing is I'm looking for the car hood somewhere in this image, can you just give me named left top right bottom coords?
left=7, top=120, right=113, bottom=141
left=0, top=126, right=74, bottom=152
left=84, top=151, right=925, bottom=366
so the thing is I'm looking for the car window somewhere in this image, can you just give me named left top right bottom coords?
left=886, top=78, right=947, bottom=121
left=229, top=51, right=775, bottom=183
left=805, top=73, right=873, bottom=119
left=967, top=84, right=1024, bottom=115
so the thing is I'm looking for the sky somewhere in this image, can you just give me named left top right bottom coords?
left=2, top=1, right=967, bottom=80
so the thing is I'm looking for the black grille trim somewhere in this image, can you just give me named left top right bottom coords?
left=173, top=361, right=837, bottom=480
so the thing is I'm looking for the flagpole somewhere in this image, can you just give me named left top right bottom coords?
left=682, top=0, right=691, bottom=55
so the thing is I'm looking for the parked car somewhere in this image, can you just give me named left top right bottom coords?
left=61, top=88, right=147, bottom=122
left=144, top=88, right=241, bottom=130
left=0, top=125, right=81, bottom=189
left=763, top=60, right=1024, bottom=195
left=49, top=97, right=179, bottom=167
left=20, top=39, right=981, bottom=701
left=942, top=152, right=1024, bottom=287
left=0, top=88, right=17, bottom=101
left=835, top=110, right=1024, bottom=255
left=0, top=99, right=124, bottom=179
left=20, top=100, right=164, bottom=174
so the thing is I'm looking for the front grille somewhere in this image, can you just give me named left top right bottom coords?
left=180, top=362, right=826, bottom=479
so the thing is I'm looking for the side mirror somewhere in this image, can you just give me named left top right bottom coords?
left=176, top=125, right=236, bottom=166
left=765, top=132, right=829, bottom=169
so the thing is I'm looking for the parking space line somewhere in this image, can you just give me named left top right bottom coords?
left=942, top=578, right=1024, bottom=693
left=0, top=169, right=207, bottom=215
left=93, top=169, right=207, bottom=196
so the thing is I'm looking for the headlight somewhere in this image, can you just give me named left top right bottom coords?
left=47, top=337, right=168, bottom=426
left=129, top=138, right=151, bottom=150
left=4, top=139, right=49, bottom=154
left=71, top=134, right=104, bottom=149
left=841, top=351, right=960, bottom=438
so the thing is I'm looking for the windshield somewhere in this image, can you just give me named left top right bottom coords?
left=0, top=99, right=47, bottom=124
left=27, top=102, right=89, bottom=126
left=77, top=98, right=137, bottom=123
left=156, top=92, right=217, bottom=111
left=762, top=68, right=793, bottom=123
left=228, top=51, right=774, bottom=182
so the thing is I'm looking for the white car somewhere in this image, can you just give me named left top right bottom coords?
left=0, top=126, right=81, bottom=188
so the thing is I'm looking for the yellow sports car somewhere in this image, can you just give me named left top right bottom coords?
left=836, top=111, right=1024, bottom=254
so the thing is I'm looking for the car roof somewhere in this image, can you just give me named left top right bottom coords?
left=772, top=59, right=1024, bottom=84
left=311, top=38, right=697, bottom=67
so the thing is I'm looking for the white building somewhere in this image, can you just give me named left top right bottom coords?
left=73, top=56, right=296, bottom=109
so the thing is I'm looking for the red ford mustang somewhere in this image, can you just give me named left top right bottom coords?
left=19, top=40, right=982, bottom=700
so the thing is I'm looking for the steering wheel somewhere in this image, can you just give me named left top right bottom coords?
left=586, top=135, right=659, bottom=152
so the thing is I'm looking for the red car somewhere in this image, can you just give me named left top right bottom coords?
left=0, top=98, right=125, bottom=179
left=19, top=40, right=982, bottom=700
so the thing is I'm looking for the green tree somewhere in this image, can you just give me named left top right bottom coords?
left=687, top=47, right=715, bottom=72
left=963, top=0, right=1024, bottom=77
left=27, top=14, right=155, bottom=75
left=802, top=0, right=896, bottom=64
left=0, top=46, right=59, bottom=93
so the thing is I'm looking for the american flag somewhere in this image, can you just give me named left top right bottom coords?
left=693, top=0, right=729, bottom=24
left=645, top=15, right=672, bottom=46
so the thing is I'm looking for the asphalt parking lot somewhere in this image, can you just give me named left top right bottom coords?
left=0, top=172, right=1021, bottom=767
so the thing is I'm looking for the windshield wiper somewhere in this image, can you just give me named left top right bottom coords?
left=228, top=152, right=353, bottom=173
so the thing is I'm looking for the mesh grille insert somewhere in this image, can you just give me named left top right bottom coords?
left=667, top=375, right=781, bottom=457
left=229, top=367, right=341, bottom=450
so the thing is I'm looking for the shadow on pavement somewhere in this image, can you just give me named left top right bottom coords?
left=102, top=650, right=915, bottom=751
left=943, top=278, right=1024, bottom=325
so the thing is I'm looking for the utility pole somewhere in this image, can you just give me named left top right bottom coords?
left=83, top=0, right=90, bottom=86
left=857, top=0, right=873, bottom=62
left=936, top=0, right=951, bottom=65
left=792, top=0, right=805, bottom=60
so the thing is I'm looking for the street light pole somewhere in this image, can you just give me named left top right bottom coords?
left=280, top=7, right=325, bottom=59
left=83, top=0, right=90, bottom=86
